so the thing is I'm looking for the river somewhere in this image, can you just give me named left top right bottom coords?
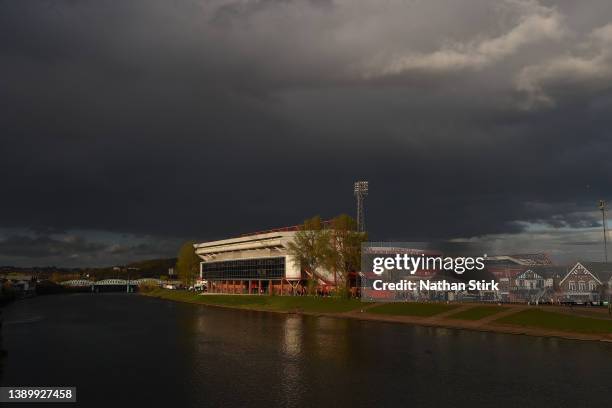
left=2, top=293, right=612, bottom=407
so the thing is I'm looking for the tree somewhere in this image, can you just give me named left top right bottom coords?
left=288, top=215, right=367, bottom=297
left=176, top=241, right=200, bottom=286
left=287, top=216, right=330, bottom=286
left=324, top=214, right=367, bottom=297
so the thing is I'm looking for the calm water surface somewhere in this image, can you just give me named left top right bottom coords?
left=2, top=293, right=612, bottom=407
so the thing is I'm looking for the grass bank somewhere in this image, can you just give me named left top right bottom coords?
left=141, top=290, right=612, bottom=341
left=495, top=309, right=612, bottom=334
left=142, top=288, right=364, bottom=313
left=448, top=306, right=508, bottom=321
left=367, top=302, right=458, bottom=317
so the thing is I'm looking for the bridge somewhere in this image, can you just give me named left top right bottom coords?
left=59, top=278, right=181, bottom=292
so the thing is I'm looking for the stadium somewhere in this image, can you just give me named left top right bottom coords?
left=194, top=225, right=338, bottom=295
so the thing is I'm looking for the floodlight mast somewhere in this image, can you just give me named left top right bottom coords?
left=354, top=181, right=369, bottom=233
left=600, top=200, right=608, bottom=263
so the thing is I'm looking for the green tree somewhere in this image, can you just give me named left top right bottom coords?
left=176, top=241, right=200, bottom=286
left=324, top=214, right=367, bottom=297
left=287, top=216, right=330, bottom=288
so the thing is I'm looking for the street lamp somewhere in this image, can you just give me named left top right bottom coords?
left=599, top=200, right=608, bottom=263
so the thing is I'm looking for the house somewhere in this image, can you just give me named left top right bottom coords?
left=513, top=266, right=567, bottom=303
left=486, top=253, right=553, bottom=301
left=558, top=262, right=612, bottom=303
left=516, top=269, right=545, bottom=290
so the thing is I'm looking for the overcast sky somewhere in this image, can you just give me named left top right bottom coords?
left=2, top=0, right=612, bottom=267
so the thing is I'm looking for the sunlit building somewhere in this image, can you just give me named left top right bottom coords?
left=194, top=225, right=332, bottom=294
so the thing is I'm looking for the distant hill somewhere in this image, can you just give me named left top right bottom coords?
left=126, top=258, right=178, bottom=278
left=1, top=258, right=178, bottom=281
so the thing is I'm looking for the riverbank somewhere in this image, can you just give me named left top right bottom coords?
left=142, top=289, right=612, bottom=342
left=142, top=288, right=363, bottom=312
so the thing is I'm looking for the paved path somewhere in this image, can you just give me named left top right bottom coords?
left=427, top=304, right=472, bottom=322
left=475, top=305, right=528, bottom=325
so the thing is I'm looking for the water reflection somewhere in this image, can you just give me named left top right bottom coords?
left=282, top=315, right=302, bottom=358
left=280, top=316, right=303, bottom=407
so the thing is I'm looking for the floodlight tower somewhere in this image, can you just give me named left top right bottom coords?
left=354, top=181, right=369, bottom=232
left=600, top=199, right=608, bottom=262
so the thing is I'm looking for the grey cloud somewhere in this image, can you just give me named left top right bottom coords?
left=517, top=23, right=612, bottom=107
left=0, top=231, right=182, bottom=267
left=0, top=235, right=107, bottom=259
left=363, top=0, right=565, bottom=76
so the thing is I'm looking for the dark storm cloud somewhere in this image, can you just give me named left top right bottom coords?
left=0, top=230, right=182, bottom=267
left=1, top=0, right=612, bottom=266
left=0, top=234, right=106, bottom=258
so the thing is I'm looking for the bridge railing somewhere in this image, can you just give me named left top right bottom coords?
left=59, top=279, right=166, bottom=287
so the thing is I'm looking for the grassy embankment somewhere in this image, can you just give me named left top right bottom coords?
left=367, top=302, right=458, bottom=316
left=143, top=289, right=612, bottom=336
left=448, top=305, right=508, bottom=321
left=143, top=288, right=364, bottom=313
left=495, top=309, right=612, bottom=334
